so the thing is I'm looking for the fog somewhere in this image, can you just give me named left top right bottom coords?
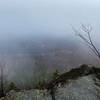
left=0, top=0, right=100, bottom=38
left=0, top=0, right=100, bottom=84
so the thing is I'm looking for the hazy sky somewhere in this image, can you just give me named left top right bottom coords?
left=0, top=0, right=100, bottom=39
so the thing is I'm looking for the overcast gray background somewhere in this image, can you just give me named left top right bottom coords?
left=0, top=0, right=100, bottom=81
left=0, top=0, right=100, bottom=41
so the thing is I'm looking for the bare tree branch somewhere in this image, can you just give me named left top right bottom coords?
left=72, top=24, right=100, bottom=59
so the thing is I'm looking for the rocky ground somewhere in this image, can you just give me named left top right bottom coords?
left=1, top=75, right=100, bottom=100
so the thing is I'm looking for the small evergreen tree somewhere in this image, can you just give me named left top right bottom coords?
left=52, top=69, right=60, bottom=80
left=7, top=82, right=19, bottom=92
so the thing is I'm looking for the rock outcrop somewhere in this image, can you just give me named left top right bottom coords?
left=1, top=75, right=100, bottom=100
left=1, top=64, right=100, bottom=100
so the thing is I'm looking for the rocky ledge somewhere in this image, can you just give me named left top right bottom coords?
left=1, top=64, right=100, bottom=100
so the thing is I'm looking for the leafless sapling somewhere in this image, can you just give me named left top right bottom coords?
left=72, top=24, right=100, bottom=59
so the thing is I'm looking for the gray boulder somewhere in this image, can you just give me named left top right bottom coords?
left=2, top=75, right=100, bottom=100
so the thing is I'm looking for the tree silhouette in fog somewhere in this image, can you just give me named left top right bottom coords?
left=0, top=62, right=5, bottom=97
left=73, top=24, right=100, bottom=59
